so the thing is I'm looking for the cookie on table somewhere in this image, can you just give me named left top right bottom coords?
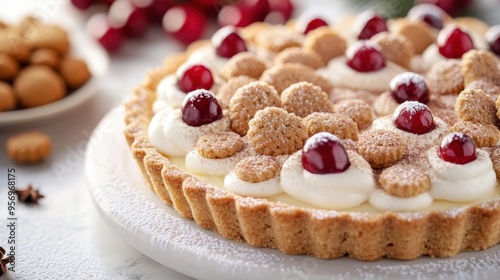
left=6, top=131, right=52, bottom=164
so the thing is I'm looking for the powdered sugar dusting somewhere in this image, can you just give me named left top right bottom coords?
left=392, top=101, right=432, bottom=121
left=345, top=40, right=383, bottom=60
left=303, top=132, right=342, bottom=152
left=389, top=72, right=428, bottom=93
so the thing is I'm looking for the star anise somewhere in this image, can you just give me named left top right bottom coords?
left=0, top=247, right=14, bottom=276
left=15, top=184, right=44, bottom=204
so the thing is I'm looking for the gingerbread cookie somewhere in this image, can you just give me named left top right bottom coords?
left=333, top=99, right=373, bottom=130
left=197, top=132, right=243, bottom=159
left=235, top=155, right=280, bottom=183
left=217, top=76, right=256, bottom=109
left=221, top=52, right=267, bottom=80
left=303, top=27, right=346, bottom=63
left=379, top=164, right=430, bottom=198
left=426, top=60, right=464, bottom=95
left=229, top=81, right=281, bottom=135
left=260, top=63, right=332, bottom=94
left=370, top=32, right=414, bottom=69
left=6, top=131, right=52, bottom=164
left=29, top=48, right=61, bottom=70
left=302, top=112, right=358, bottom=141
left=281, top=82, right=333, bottom=118
left=273, top=47, right=324, bottom=69
left=455, top=88, right=497, bottom=125
left=358, top=130, right=407, bottom=169
left=247, top=107, right=308, bottom=156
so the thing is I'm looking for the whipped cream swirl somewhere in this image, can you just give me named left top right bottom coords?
left=427, top=147, right=496, bottom=202
left=148, top=107, right=230, bottom=157
left=369, top=189, right=433, bottom=212
left=280, top=150, right=375, bottom=209
left=318, top=57, right=406, bottom=92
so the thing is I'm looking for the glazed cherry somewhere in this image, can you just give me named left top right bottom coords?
left=390, top=72, right=430, bottom=104
left=486, top=25, right=500, bottom=56
left=438, top=26, right=474, bottom=59
left=439, top=133, right=477, bottom=165
left=346, top=41, right=386, bottom=72
left=301, top=132, right=351, bottom=174
left=301, top=18, right=328, bottom=34
left=393, top=101, right=435, bottom=135
left=163, top=5, right=207, bottom=45
left=181, top=89, right=223, bottom=127
left=213, top=27, right=248, bottom=58
left=87, top=13, right=124, bottom=52
left=407, top=4, right=445, bottom=30
left=355, top=11, right=388, bottom=40
left=108, top=0, right=149, bottom=38
left=178, top=65, right=214, bottom=93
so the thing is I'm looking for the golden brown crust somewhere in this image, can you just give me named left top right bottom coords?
left=426, top=60, right=464, bottom=95
left=6, top=131, right=52, bottom=164
left=197, top=132, right=243, bottom=159
left=247, top=107, right=308, bottom=156
left=358, top=130, right=407, bottom=169
left=281, top=82, right=333, bottom=118
left=302, top=112, right=358, bottom=141
left=490, top=147, right=500, bottom=179
left=229, top=81, right=281, bottom=136
left=379, top=164, right=430, bottom=198
left=235, top=155, right=280, bottom=183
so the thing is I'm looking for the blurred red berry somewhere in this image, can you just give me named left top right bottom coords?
left=163, top=5, right=207, bottom=45
left=87, top=13, right=124, bottom=52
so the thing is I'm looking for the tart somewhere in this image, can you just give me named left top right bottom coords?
left=124, top=6, right=500, bottom=261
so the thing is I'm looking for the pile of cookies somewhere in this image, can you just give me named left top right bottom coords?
left=0, top=16, right=91, bottom=112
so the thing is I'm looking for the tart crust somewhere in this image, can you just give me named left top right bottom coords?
left=124, top=79, right=500, bottom=261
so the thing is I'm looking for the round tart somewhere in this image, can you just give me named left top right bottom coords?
left=125, top=7, right=500, bottom=261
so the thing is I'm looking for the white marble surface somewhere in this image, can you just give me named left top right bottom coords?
left=1, top=0, right=500, bottom=279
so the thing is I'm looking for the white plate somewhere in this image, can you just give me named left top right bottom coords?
left=86, top=106, right=500, bottom=280
left=0, top=27, right=109, bottom=127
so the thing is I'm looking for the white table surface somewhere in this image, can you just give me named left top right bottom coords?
left=0, top=0, right=499, bottom=279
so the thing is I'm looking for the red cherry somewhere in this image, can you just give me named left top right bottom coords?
left=393, top=101, right=435, bottom=135
left=218, top=0, right=269, bottom=27
left=301, top=132, right=351, bottom=174
left=181, top=89, right=223, bottom=127
left=390, top=72, right=430, bottom=104
left=218, top=5, right=256, bottom=28
left=346, top=41, right=386, bottom=72
left=178, top=65, right=214, bottom=93
left=108, top=0, right=149, bottom=38
left=438, top=26, right=474, bottom=59
left=146, top=0, right=174, bottom=23
left=355, top=11, right=388, bottom=40
left=87, top=13, right=124, bottom=52
left=163, top=5, right=207, bottom=45
left=486, top=25, right=500, bottom=56
left=265, top=0, right=294, bottom=24
left=439, top=132, right=477, bottom=164
left=408, top=4, right=445, bottom=29
left=71, top=0, right=94, bottom=10
left=299, top=18, right=329, bottom=35
left=213, top=27, right=247, bottom=58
